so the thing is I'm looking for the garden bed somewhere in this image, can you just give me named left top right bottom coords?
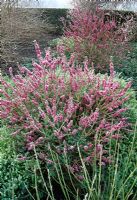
left=0, top=7, right=137, bottom=200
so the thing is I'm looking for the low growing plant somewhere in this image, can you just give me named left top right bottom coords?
left=0, top=124, right=36, bottom=199
left=0, top=41, right=136, bottom=199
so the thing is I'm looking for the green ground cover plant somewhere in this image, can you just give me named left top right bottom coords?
left=0, top=124, right=44, bottom=199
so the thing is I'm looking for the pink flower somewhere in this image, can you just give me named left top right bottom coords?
left=71, top=79, right=79, bottom=92
left=109, top=121, right=125, bottom=133
left=69, top=53, right=75, bottom=66
left=57, top=44, right=65, bottom=54
left=45, top=48, right=52, bottom=61
left=113, top=108, right=128, bottom=117
left=54, top=130, right=64, bottom=140
left=27, top=142, right=35, bottom=151
left=45, top=84, right=49, bottom=92
left=67, top=120, right=73, bottom=129
left=11, top=129, right=21, bottom=136
left=90, top=108, right=99, bottom=122
left=96, top=144, right=103, bottom=152
left=83, top=93, right=92, bottom=104
left=79, top=116, right=90, bottom=128
left=77, top=175, right=84, bottom=180
left=102, top=156, right=112, bottom=164
left=96, top=119, right=106, bottom=132
left=65, top=97, right=77, bottom=117
left=35, top=137, right=44, bottom=146
left=84, top=146, right=89, bottom=151
left=34, top=40, right=43, bottom=62
left=38, top=152, right=46, bottom=160
left=53, top=115, right=59, bottom=123
left=62, top=126, right=68, bottom=132
left=84, top=156, right=92, bottom=163
left=111, top=134, right=122, bottom=140
left=17, top=156, right=27, bottom=161
left=26, top=135, right=34, bottom=143
left=58, top=114, right=64, bottom=122
left=72, top=129, right=78, bottom=135
left=32, top=61, right=43, bottom=71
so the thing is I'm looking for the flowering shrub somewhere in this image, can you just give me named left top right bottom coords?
left=61, top=7, right=128, bottom=72
left=0, top=41, right=132, bottom=180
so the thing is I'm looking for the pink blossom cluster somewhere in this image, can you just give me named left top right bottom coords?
left=0, top=41, right=131, bottom=177
left=61, top=8, right=128, bottom=71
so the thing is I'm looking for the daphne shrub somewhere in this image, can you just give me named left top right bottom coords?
left=0, top=41, right=132, bottom=181
left=61, top=7, right=128, bottom=72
